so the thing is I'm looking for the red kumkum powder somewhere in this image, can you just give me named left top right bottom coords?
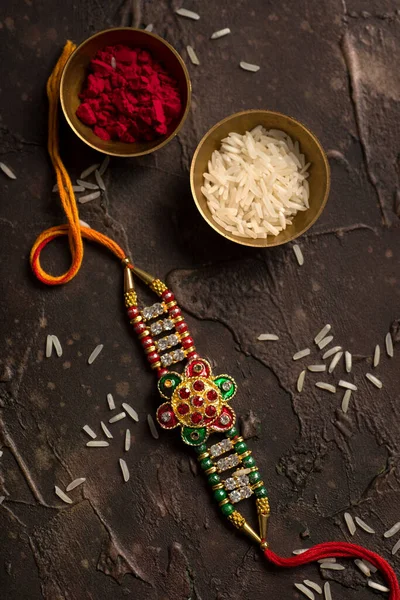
left=76, top=44, right=183, bottom=143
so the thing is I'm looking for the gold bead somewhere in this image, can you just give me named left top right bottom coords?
left=256, top=497, right=270, bottom=515
left=184, top=346, right=196, bottom=355
left=150, top=279, right=168, bottom=296
left=166, top=300, right=177, bottom=309
left=150, top=361, right=161, bottom=370
left=144, top=345, right=156, bottom=355
left=251, top=481, right=264, bottom=491
left=240, top=450, right=252, bottom=460
left=260, top=540, right=269, bottom=550
left=234, top=436, right=244, bottom=444
left=132, top=315, right=143, bottom=324
left=197, top=452, right=209, bottom=461
left=172, top=315, right=184, bottom=324
left=121, top=256, right=130, bottom=265
left=204, top=466, right=217, bottom=475
left=124, top=290, right=137, bottom=307
left=218, top=498, right=229, bottom=507
left=228, top=511, right=246, bottom=529
left=138, top=329, right=150, bottom=340
left=211, top=483, right=224, bottom=491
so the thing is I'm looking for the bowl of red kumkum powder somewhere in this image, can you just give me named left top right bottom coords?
left=60, top=28, right=191, bottom=157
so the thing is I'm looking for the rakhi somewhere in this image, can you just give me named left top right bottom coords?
left=30, top=42, right=400, bottom=599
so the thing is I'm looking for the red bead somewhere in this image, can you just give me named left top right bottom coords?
left=207, top=389, right=218, bottom=402
left=175, top=321, right=188, bottom=333
left=179, top=387, right=190, bottom=399
left=169, top=306, right=181, bottom=318
left=182, top=336, right=194, bottom=349
left=158, top=368, right=169, bottom=378
left=191, top=395, right=204, bottom=407
left=187, top=351, right=198, bottom=359
left=127, top=306, right=139, bottom=319
left=177, top=403, right=189, bottom=415
left=141, top=336, right=153, bottom=348
left=134, top=322, right=146, bottom=334
left=157, top=402, right=178, bottom=429
left=205, top=405, right=217, bottom=417
left=162, top=290, right=175, bottom=302
left=191, top=412, right=203, bottom=424
left=147, top=352, right=160, bottom=363
left=193, top=380, right=204, bottom=392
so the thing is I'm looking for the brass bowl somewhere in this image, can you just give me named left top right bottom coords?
left=190, top=110, right=330, bottom=247
left=60, top=28, right=191, bottom=157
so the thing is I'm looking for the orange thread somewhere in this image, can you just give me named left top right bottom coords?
left=30, top=41, right=132, bottom=286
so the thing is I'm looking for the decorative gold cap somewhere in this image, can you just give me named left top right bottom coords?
left=124, top=266, right=135, bottom=292
left=131, top=266, right=155, bottom=286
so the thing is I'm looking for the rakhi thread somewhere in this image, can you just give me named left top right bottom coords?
left=30, top=42, right=400, bottom=599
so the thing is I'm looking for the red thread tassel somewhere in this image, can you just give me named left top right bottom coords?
left=264, top=542, right=400, bottom=599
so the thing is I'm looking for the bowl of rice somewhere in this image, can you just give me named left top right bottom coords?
left=190, top=110, right=330, bottom=247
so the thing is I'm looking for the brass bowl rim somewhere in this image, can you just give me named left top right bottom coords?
left=190, top=109, right=331, bottom=248
left=60, top=27, right=192, bottom=158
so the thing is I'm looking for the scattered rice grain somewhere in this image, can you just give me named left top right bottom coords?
left=186, top=45, right=200, bottom=65
left=51, top=335, right=63, bottom=357
left=338, top=380, right=357, bottom=391
left=76, top=179, right=99, bottom=190
left=46, top=334, right=53, bottom=358
left=0, top=162, right=16, bottom=179
left=240, top=61, right=260, bottom=72
left=211, top=28, right=231, bottom=39
left=86, top=440, right=109, bottom=447
left=72, top=185, right=85, bottom=192
left=322, top=346, right=342, bottom=360
left=384, top=522, right=400, bottom=538
left=323, top=582, right=332, bottom=600
left=355, top=516, right=375, bottom=534
left=294, top=583, right=315, bottom=600
left=344, top=512, right=356, bottom=536
left=107, top=393, right=115, bottom=410
left=109, top=412, right=126, bottom=424
left=293, top=244, right=304, bottom=266
left=315, top=382, right=336, bottom=393
left=147, top=414, right=159, bottom=439
left=79, top=219, right=91, bottom=228
left=363, top=560, right=378, bottom=573
left=55, top=486, right=73, bottom=504
left=328, top=351, right=343, bottom=373
left=257, top=333, right=279, bottom=341
left=315, top=324, right=331, bottom=345
left=80, top=163, right=100, bottom=179
left=95, top=170, right=106, bottom=191
left=318, top=335, right=333, bottom=350
left=320, top=563, right=345, bottom=571
left=122, top=402, right=139, bottom=422
left=354, top=559, right=371, bottom=577
left=304, top=580, right=322, bottom=594
left=119, top=458, right=130, bottom=482
left=392, top=538, right=400, bottom=555
left=368, top=581, right=390, bottom=593
left=98, top=155, right=110, bottom=176
left=0, top=451, right=3, bottom=458
left=307, top=364, right=326, bottom=372
left=175, top=7, right=200, bottom=19
left=373, top=344, right=380, bottom=368
left=125, top=429, right=131, bottom=452
left=88, top=344, right=104, bottom=365
left=83, top=425, right=97, bottom=439
left=385, top=332, right=394, bottom=357
left=101, top=421, right=113, bottom=439
left=66, top=477, right=86, bottom=492
left=293, top=348, right=311, bottom=361
left=318, top=558, right=336, bottom=564
left=144, top=23, right=154, bottom=32
left=0, top=496, right=5, bottom=504
left=365, top=373, right=382, bottom=389
left=341, top=389, right=352, bottom=413
left=293, top=549, right=309, bottom=555
left=345, top=351, right=352, bottom=373
left=79, top=191, right=101, bottom=204
left=297, top=370, right=306, bottom=392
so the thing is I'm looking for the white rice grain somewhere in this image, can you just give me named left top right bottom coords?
left=109, top=412, right=126, bottom=424
left=88, top=344, right=103, bottom=365
left=0, top=496, right=5, bottom=504
left=0, top=451, right=3, bottom=458
left=98, top=155, right=110, bottom=176
left=95, top=169, right=106, bottom=191
left=320, top=563, right=345, bottom=570
left=257, top=333, right=279, bottom=341
left=55, top=486, right=73, bottom=504
left=318, top=335, right=334, bottom=350
left=79, top=191, right=101, bottom=204
left=80, top=163, right=100, bottom=179
left=318, top=558, right=336, bottom=564
left=366, top=373, right=382, bottom=389
left=368, top=581, right=390, bottom=593
left=355, top=517, right=375, bottom=534
left=86, top=441, right=109, bottom=447
left=175, top=7, right=200, bottom=19
left=322, top=346, right=342, bottom=360
left=354, top=559, right=371, bottom=577
left=101, top=421, right=113, bottom=439
left=0, top=162, right=16, bottom=179
left=148, top=414, right=159, bottom=439
left=76, top=179, right=99, bottom=190
left=211, top=28, right=231, bottom=39
left=79, top=219, right=91, bottom=228
left=119, top=458, right=130, bottom=482
left=304, top=580, right=322, bottom=594
left=323, top=582, right=332, bottom=600
left=385, top=332, right=394, bottom=357
left=107, top=393, right=115, bottom=410
left=363, top=560, right=378, bottom=573
left=308, top=364, right=326, bottom=372
left=83, top=425, right=97, bottom=439
left=297, top=370, right=306, bottom=392
left=344, top=512, right=356, bottom=535
left=240, top=61, right=260, bottom=72
left=293, top=348, right=311, bottom=360
left=122, top=403, right=139, bottom=422
left=125, top=429, right=131, bottom=452
left=186, top=45, right=200, bottom=65
left=392, top=538, right=400, bottom=555
left=46, top=334, right=53, bottom=358
left=315, top=324, right=331, bottom=345
left=338, top=380, right=357, bottom=391
left=341, top=389, right=352, bottom=413
left=373, top=344, right=380, bottom=368
left=294, top=583, right=315, bottom=600
left=51, top=335, right=63, bottom=357
left=315, top=382, right=336, bottom=393
left=293, top=549, right=309, bottom=555
left=345, top=351, right=352, bottom=373
left=66, top=478, right=86, bottom=492
left=328, top=351, right=343, bottom=373
left=293, top=244, right=304, bottom=266
left=384, top=522, right=400, bottom=538
left=144, top=23, right=154, bottom=32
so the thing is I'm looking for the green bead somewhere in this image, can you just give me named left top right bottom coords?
left=242, top=456, right=256, bottom=468
left=235, top=441, right=248, bottom=454
left=213, top=489, right=227, bottom=503
left=255, top=486, right=268, bottom=498
left=220, top=502, right=234, bottom=516
left=249, top=471, right=261, bottom=484
left=207, top=473, right=221, bottom=486
left=194, top=443, right=208, bottom=455
left=200, top=457, right=213, bottom=471
left=226, top=426, right=239, bottom=438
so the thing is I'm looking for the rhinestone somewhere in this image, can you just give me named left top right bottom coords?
left=168, top=334, right=179, bottom=346
left=191, top=395, right=204, bottom=407
left=207, top=389, right=218, bottom=401
left=157, top=338, right=169, bottom=351
left=164, top=319, right=174, bottom=331
left=237, top=475, right=250, bottom=487
left=205, top=405, right=216, bottom=417
left=224, top=477, right=236, bottom=491
left=219, top=414, right=230, bottom=426
left=143, top=306, right=154, bottom=320
left=160, top=354, right=173, bottom=367
left=229, top=490, right=241, bottom=503
left=191, top=412, right=203, bottom=424
left=240, top=486, right=253, bottom=499
left=154, top=303, right=164, bottom=316
left=160, top=411, right=172, bottom=423
left=210, top=439, right=233, bottom=458
left=216, top=453, right=239, bottom=472
left=172, top=349, right=185, bottom=362
left=177, top=403, right=189, bottom=415
left=193, top=380, right=205, bottom=392
left=150, top=321, right=163, bottom=335
left=178, top=387, right=190, bottom=399
left=193, top=363, right=203, bottom=373
left=222, top=381, right=232, bottom=392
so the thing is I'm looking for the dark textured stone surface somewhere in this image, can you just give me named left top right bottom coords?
left=1, top=1, right=400, bottom=598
